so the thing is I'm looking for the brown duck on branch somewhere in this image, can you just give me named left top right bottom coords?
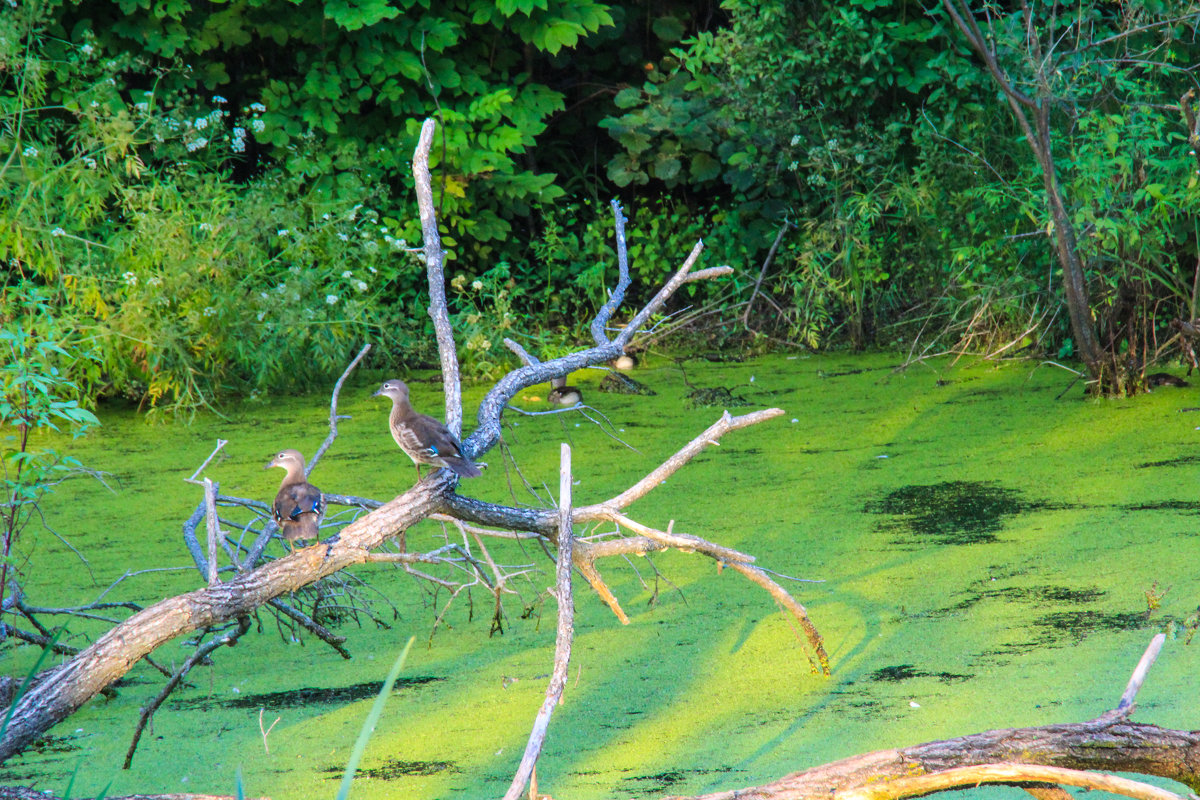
left=373, top=379, right=482, bottom=480
left=265, top=449, right=324, bottom=551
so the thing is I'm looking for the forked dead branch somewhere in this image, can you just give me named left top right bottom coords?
left=0, top=118, right=828, bottom=771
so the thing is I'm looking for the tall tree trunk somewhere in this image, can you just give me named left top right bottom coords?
left=941, top=0, right=1107, bottom=387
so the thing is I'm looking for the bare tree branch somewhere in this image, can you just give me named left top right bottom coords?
left=502, top=444, right=575, bottom=800
left=310, top=342, right=372, bottom=471
left=413, top=119, right=463, bottom=434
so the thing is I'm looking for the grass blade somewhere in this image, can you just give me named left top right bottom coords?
left=335, top=636, right=414, bottom=800
left=63, top=759, right=81, bottom=799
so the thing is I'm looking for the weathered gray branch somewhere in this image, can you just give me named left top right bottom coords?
left=502, top=444, right=576, bottom=800
left=413, top=119, right=463, bottom=434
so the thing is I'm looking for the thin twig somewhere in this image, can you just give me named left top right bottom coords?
left=310, top=342, right=372, bottom=472
left=123, top=616, right=251, bottom=769
left=184, top=440, right=228, bottom=486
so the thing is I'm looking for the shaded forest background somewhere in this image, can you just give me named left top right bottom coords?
left=5, top=0, right=1200, bottom=413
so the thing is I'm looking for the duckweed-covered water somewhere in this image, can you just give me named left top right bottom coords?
left=5, top=353, right=1200, bottom=799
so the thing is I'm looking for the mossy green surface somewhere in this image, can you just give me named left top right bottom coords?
left=5, top=354, right=1200, bottom=799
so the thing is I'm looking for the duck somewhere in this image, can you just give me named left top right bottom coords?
left=373, top=379, right=482, bottom=479
left=265, top=449, right=324, bottom=550
left=610, top=352, right=639, bottom=370
left=548, top=375, right=583, bottom=405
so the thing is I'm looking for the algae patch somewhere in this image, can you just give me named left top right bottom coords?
left=169, top=676, right=440, bottom=711
left=622, top=767, right=734, bottom=795
left=323, top=759, right=459, bottom=780
left=864, top=481, right=1052, bottom=545
left=866, top=664, right=972, bottom=683
left=941, top=584, right=1108, bottom=614
left=1136, top=454, right=1200, bottom=468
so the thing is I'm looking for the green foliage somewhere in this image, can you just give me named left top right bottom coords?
left=601, top=0, right=1200, bottom=360
left=0, top=283, right=101, bottom=616
left=43, top=0, right=615, bottom=261
left=601, top=0, right=959, bottom=347
left=1, top=8, right=432, bottom=412
left=450, top=262, right=537, bottom=379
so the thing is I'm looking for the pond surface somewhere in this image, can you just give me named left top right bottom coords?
left=4, top=352, right=1200, bottom=799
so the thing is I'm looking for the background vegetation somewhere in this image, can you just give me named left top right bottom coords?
left=4, top=0, right=1200, bottom=409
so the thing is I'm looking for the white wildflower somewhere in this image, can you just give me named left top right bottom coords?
left=212, top=95, right=227, bottom=104
left=83, top=156, right=97, bottom=169
left=325, top=294, right=338, bottom=305
left=80, top=43, right=94, bottom=55
left=186, top=137, right=208, bottom=152
left=257, top=310, right=266, bottom=321
left=202, top=306, right=216, bottom=317
left=337, top=233, right=349, bottom=241
left=134, top=101, right=149, bottom=112
left=199, top=222, right=212, bottom=232
left=249, top=102, right=266, bottom=113
left=472, top=280, right=484, bottom=291
left=354, top=280, right=368, bottom=292
left=277, top=229, right=289, bottom=236
left=121, top=271, right=138, bottom=286
left=22, top=145, right=38, bottom=157
left=341, top=270, right=353, bottom=278
left=250, top=119, right=265, bottom=133
left=147, top=276, right=162, bottom=287
left=51, top=227, right=66, bottom=237
left=194, top=117, right=208, bottom=130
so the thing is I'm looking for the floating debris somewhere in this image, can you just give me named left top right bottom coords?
left=598, top=372, right=656, bottom=395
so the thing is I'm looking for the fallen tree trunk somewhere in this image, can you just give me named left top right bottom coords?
left=670, top=719, right=1200, bottom=800
left=0, top=478, right=450, bottom=762
left=670, top=635, right=1200, bottom=800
